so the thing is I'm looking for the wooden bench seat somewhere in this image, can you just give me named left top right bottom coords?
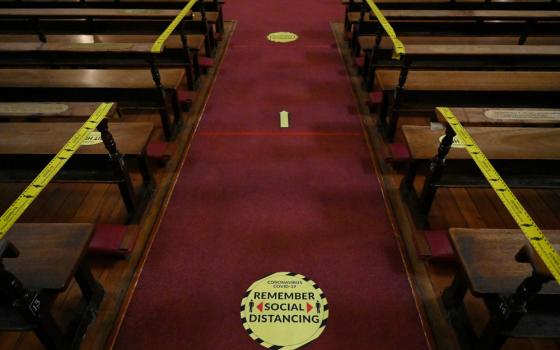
left=0, top=8, right=182, bottom=18
left=0, top=39, right=205, bottom=90
left=402, top=125, right=560, bottom=160
left=0, top=101, right=116, bottom=119
left=442, top=228, right=560, bottom=349
left=93, top=34, right=212, bottom=85
left=350, top=9, right=560, bottom=54
left=0, top=121, right=155, bottom=222
left=0, top=122, right=152, bottom=155
left=373, top=70, right=560, bottom=140
left=0, top=0, right=226, bottom=34
left=0, top=223, right=104, bottom=349
left=377, top=70, right=560, bottom=91
left=400, top=125, right=560, bottom=224
left=380, top=9, right=560, bottom=19
left=0, top=7, right=218, bottom=55
left=360, top=43, right=560, bottom=90
left=94, top=34, right=206, bottom=52
left=358, top=34, right=560, bottom=50
left=0, top=68, right=185, bottom=140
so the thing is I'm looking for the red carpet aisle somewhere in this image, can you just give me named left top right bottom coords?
left=115, top=0, right=430, bottom=348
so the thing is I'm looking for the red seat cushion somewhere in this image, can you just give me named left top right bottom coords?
left=424, top=230, right=455, bottom=261
left=387, top=143, right=410, bottom=163
left=147, top=141, right=177, bottom=163
left=198, top=56, right=215, bottom=69
left=177, top=88, right=195, bottom=103
left=368, top=91, right=383, bottom=105
left=89, top=224, right=138, bottom=256
left=354, top=56, right=365, bottom=68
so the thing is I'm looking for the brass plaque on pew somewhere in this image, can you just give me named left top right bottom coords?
left=485, top=109, right=560, bottom=121
left=0, top=103, right=69, bottom=116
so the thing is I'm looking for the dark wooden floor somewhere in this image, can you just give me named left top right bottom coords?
left=332, top=21, right=560, bottom=350
left=0, top=21, right=235, bottom=350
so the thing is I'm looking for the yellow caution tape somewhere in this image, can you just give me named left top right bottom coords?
left=437, top=107, right=560, bottom=283
left=151, top=0, right=198, bottom=53
left=364, top=0, right=405, bottom=60
left=0, top=102, right=114, bottom=240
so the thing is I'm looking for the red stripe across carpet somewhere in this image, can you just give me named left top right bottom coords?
left=114, top=0, right=430, bottom=348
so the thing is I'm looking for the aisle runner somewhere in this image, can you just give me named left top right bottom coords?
left=115, top=0, right=429, bottom=348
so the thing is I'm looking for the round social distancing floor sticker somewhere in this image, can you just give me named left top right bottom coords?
left=240, top=272, right=328, bottom=349
left=266, top=32, right=298, bottom=43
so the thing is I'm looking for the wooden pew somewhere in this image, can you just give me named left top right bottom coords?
left=0, top=0, right=226, bottom=35
left=373, top=70, right=560, bottom=140
left=350, top=9, right=560, bottom=54
left=360, top=44, right=560, bottom=91
left=0, top=223, right=104, bottom=350
left=91, top=35, right=213, bottom=79
left=0, top=68, right=185, bottom=140
left=442, top=228, right=560, bottom=350
left=0, top=120, right=155, bottom=223
left=0, top=7, right=218, bottom=55
left=0, top=40, right=203, bottom=90
left=399, top=124, right=560, bottom=225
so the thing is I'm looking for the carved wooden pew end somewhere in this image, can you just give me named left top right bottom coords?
left=442, top=228, right=560, bottom=350
left=0, top=223, right=105, bottom=350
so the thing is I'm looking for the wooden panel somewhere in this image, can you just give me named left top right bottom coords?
left=402, top=125, right=560, bottom=160
left=380, top=10, right=560, bottom=19
left=449, top=228, right=560, bottom=295
left=4, top=223, right=94, bottom=290
left=0, top=68, right=185, bottom=89
left=94, top=34, right=206, bottom=50
left=405, top=44, right=560, bottom=56
left=376, top=35, right=560, bottom=50
left=39, top=42, right=152, bottom=53
left=375, top=70, right=560, bottom=91
left=360, top=35, right=530, bottom=50
left=0, top=8, right=181, bottom=18
left=0, top=102, right=115, bottom=118
left=0, top=122, right=153, bottom=155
